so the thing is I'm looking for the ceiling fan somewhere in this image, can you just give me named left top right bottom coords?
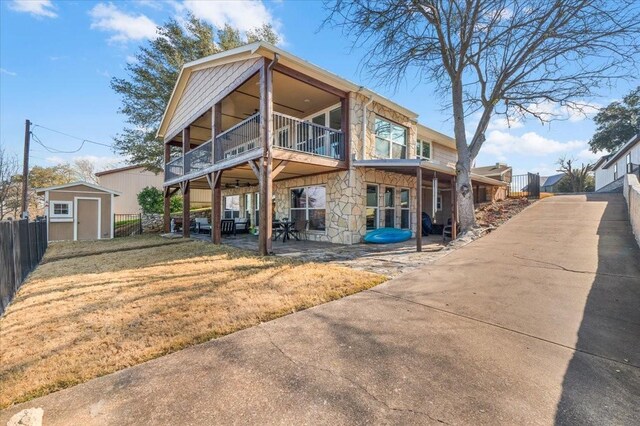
left=224, top=179, right=252, bottom=189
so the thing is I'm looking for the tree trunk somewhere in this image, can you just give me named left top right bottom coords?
left=451, top=79, right=476, bottom=233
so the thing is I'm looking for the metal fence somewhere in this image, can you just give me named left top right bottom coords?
left=114, top=214, right=143, bottom=238
left=0, top=218, right=48, bottom=315
left=507, top=173, right=541, bottom=200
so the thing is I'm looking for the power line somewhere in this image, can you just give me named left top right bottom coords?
left=31, top=123, right=113, bottom=148
left=31, top=132, right=87, bottom=154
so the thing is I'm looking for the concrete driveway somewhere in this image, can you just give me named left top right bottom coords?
left=2, top=194, right=639, bottom=425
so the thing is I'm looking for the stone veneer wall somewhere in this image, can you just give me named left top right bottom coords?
left=350, top=93, right=418, bottom=161
left=219, top=167, right=419, bottom=245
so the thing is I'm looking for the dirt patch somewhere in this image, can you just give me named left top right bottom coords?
left=475, top=198, right=532, bottom=229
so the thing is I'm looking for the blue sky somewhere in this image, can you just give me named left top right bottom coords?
left=1, top=0, right=637, bottom=176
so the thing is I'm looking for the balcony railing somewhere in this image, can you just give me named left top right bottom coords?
left=273, top=112, right=344, bottom=161
left=184, top=140, right=212, bottom=175
left=214, top=112, right=261, bottom=163
left=165, top=112, right=345, bottom=182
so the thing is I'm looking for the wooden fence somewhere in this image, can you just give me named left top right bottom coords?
left=0, top=218, right=48, bottom=315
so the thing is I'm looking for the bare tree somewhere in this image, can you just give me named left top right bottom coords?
left=0, top=145, right=20, bottom=220
left=557, top=156, right=592, bottom=193
left=326, top=0, right=640, bottom=233
left=72, top=159, right=99, bottom=184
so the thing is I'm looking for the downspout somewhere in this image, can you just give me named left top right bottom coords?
left=361, top=90, right=374, bottom=160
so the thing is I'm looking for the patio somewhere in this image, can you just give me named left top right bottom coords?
left=185, top=232, right=447, bottom=277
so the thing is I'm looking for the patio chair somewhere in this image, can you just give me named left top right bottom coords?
left=443, top=218, right=459, bottom=242
left=272, top=220, right=284, bottom=241
left=289, top=220, right=308, bottom=241
left=221, top=219, right=236, bottom=236
left=194, top=217, right=211, bottom=234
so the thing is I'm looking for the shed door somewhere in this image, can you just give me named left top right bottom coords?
left=77, top=199, right=99, bottom=240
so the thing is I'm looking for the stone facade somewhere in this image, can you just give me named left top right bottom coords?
left=218, top=167, right=419, bottom=245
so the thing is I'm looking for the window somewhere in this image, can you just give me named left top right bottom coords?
left=375, top=117, right=407, bottom=159
left=366, top=185, right=378, bottom=230
left=627, top=153, right=632, bottom=173
left=416, top=139, right=431, bottom=160
left=437, top=195, right=443, bottom=211
left=614, top=163, right=618, bottom=180
left=400, top=188, right=410, bottom=229
left=224, top=195, right=240, bottom=219
left=311, top=107, right=342, bottom=130
left=290, top=186, right=326, bottom=231
left=383, top=187, right=395, bottom=228
left=50, top=201, right=72, bottom=219
left=245, top=193, right=252, bottom=224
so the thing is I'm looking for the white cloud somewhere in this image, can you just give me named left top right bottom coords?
left=8, top=0, right=57, bottom=18
left=487, top=116, right=525, bottom=131
left=179, top=0, right=281, bottom=39
left=523, top=100, right=600, bottom=123
left=0, top=68, right=17, bottom=76
left=482, top=130, right=586, bottom=158
left=89, top=3, right=158, bottom=43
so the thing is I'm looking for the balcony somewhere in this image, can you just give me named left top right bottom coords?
left=165, top=112, right=345, bottom=183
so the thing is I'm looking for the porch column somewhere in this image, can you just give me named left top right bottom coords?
left=182, top=127, right=191, bottom=238
left=432, top=173, right=438, bottom=222
left=258, top=58, right=274, bottom=256
left=213, top=172, right=222, bottom=244
left=211, top=103, right=222, bottom=243
left=416, top=166, right=422, bottom=252
left=341, top=96, right=350, bottom=163
left=451, top=175, right=457, bottom=239
left=163, top=143, right=171, bottom=233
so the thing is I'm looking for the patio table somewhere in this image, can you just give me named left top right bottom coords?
left=276, top=220, right=299, bottom=243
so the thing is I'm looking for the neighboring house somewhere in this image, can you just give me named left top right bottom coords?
left=35, top=182, right=120, bottom=241
left=157, top=42, right=507, bottom=252
left=471, top=163, right=512, bottom=202
left=593, top=133, right=640, bottom=192
left=539, top=174, right=565, bottom=193
left=96, top=165, right=210, bottom=213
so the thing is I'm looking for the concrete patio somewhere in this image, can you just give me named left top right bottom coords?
left=187, top=232, right=447, bottom=277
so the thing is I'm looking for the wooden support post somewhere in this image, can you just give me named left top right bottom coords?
left=451, top=175, right=457, bottom=239
left=182, top=127, right=191, bottom=238
left=341, top=96, right=350, bottom=163
left=182, top=181, right=190, bottom=238
left=213, top=171, right=222, bottom=244
left=258, top=59, right=274, bottom=256
left=163, top=143, right=171, bottom=233
left=416, top=166, right=422, bottom=252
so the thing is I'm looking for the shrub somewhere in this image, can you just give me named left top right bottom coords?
left=137, top=186, right=163, bottom=214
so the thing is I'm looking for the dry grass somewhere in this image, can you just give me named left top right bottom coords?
left=0, top=236, right=385, bottom=408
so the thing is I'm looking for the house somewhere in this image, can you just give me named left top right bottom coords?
left=96, top=165, right=210, bottom=213
left=539, top=173, right=565, bottom=193
left=35, top=182, right=120, bottom=241
left=157, top=42, right=508, bottom=254
left=593, top=133, right=640, bottom=192
left=471, top=163, right=512, bottom=202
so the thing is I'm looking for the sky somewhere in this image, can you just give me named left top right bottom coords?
left=1, top=0, right=637, bottom=177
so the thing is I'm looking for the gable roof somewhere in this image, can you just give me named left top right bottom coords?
left=157, top=41, right=420, bottom=139
left=540, top=173, right=565, bottom=188
left=592, top=154, right=612, bottom=170
left=35, top=181, right=122, bottom=196
left=602, top=133, right=640, bottom=169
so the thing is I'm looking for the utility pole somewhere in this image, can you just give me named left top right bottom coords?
left=21, top=119, right=31, bottom=219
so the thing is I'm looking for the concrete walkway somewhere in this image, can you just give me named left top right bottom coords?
left=2, top=194, right=639, bottom=425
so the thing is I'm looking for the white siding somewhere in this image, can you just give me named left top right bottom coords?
left=166, top=58, right=262, bottom=140
left=594, top=141, right=640, bottom=190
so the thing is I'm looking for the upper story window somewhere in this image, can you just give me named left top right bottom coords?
left=311, top=107, right=342, bottom=130
left=375, top=117, right=406, bottom=159
left=613, top=163, right=618, bottom=180
left=417, top=139, right=432, bottom=160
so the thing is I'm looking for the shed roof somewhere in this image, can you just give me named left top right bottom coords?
left=35, top=181, right=121, bottom=196
left=95, top=165, right=148, bottom=177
